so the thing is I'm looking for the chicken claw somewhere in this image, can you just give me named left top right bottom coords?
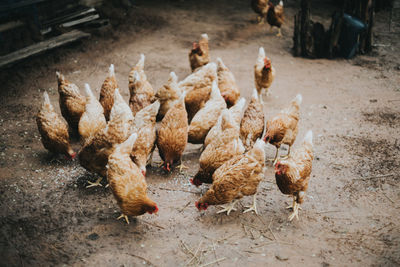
left=152, top=161, right=164, bottom=167
left=243, top=195, right=258, bottom=215
left=257, top=16, right=265, bottom=24
left=288, top=203, right=300, bottom=221
left=86, top=177, right=103, bottom=188
left=217, top=200, right=238, bottom=215
left=178, top=163, right=189, bottom=172
left=276, top=28, right=283, bottom=37
left=286, top=197, right=302, bottom=210
left=117, top=214, right=130, bottom=224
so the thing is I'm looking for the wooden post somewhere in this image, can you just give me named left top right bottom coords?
left=300, top=0, right=311, bottom=57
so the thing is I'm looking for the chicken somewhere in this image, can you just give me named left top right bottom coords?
left=195, top=139, right=265, bottom=215
left=129, top=70, right=155, bottom=116
left=107, top=133, right=158, bottom=224
left=189, top=33, right=210, bottom=72
left=217, top=57, right=240, bottom=107
left=36, top=91, right=75, bottom=159
left=130, top=101, right=160, bottom=176
left=56, top=71, right=86, bottom=135
left=79, top=89, right=134, bottom=187
left=155, top=72, right=182, bottom=121
left=263, top=94, right=302, bottom=163
left=240, top=89, right=265, bottom=151
left=267, top=0, right=284, bottom=37
left=188, top=80, right=226, bottom=144
left=274, top=130, right=313, bottom=221
left=99, top=64, right=119, bottom=121
left=78, top=84, right=106, bottom=144
left=179, top=62, right=217, bottom=121
left=204, top=97, right=246, bottom=148
left=254, top=47, right=276, bottom=96
left=251, top=0, right=270, bottom=24
left=156, top=92, right=188, bottom=172
left=191, top=109, right=245, bottom=186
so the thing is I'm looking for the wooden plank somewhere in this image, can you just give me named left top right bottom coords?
left=43, top=7, right=96, bottom=27
left=61, top=14, right=100, bottom=28
left=0, top=30, right=90, bottom=68
left=0, top=20, right=24, bottom=32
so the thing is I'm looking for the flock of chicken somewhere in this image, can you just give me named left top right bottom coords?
left=36, top=32, right=313, bottom=224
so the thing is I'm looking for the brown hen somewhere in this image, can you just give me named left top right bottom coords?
left=275, top=130, right=313, bottom=221
left=189, top=33, right=210, bottom=72
left=240, top=89, right=265, bottom=151
left=196, top=139, right=265, bottom=215
left=217, top=57, right=240, bottom=107
left=56, top=71, right=86, bottom=135
left=191, top=109, right=245, bottom=186
left=108, top=133, right=158, bottom=224
left=36, top=91, right=75, bottom=159
left=263, top=94, right=302, bottom=163
left=99, top=64, right=119, bottom=121
left=156, top=93, right=188, bottom=172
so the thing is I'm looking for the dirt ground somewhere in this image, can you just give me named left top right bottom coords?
left=0, top=0, right=399, bottom=266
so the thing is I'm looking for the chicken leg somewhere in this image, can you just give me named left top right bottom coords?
left=280, top=146, right=291, bottom=159
left=276, top=28, right=283, bottom=37
left=257, top=16, right=265, bottom=24
left=217, top=200, right=238, bottom=215
left=243, top=195, right=259, bottom=215
left=117, top=213, right=130, bottom=224
left=86, top=177, right=103, bottom=188
left=270, top=147, right=279, bottom=165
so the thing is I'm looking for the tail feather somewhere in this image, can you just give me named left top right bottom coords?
left=56, top=71, right=64, bottom=83
left=133, top=71, right=141, bottom=82
left=84, top=83, right=94, bottom=98
left=232, top=97, right=246, bottom=111
left=149, top=100, right=160, bottom=115
left=293, top=94, right=302, bottom=106
left=43, top=91, right=51, bottom=105
left=113, top=88, right=123, bottom=103
left=258, top=47, right=265, bottom=61
left=109, top=64, right=115, bottom=77
left=279, top=0, right=283, bottom=6
left=210, top=80, right=221, bottom=99
left=136, top=54, right=145, bottom=70
left=170, top=71, right=178, bottom=83
left=221, top=109, right=234, bottom=130
left=179, top=90, right=187, bottom=104
left=304, top=130, right=313, bottom=145
left=216, top=57, right=226, bottom=69
left=116, top=133, right=138, bottom=155
left=253, top=138, right=265, bottom=151
left=201, top=33, right=209, bottom=40
left=252, top=88, right=259, bottom=100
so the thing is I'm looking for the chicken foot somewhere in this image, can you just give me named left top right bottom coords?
left=243, top=195, right=259, bottom=215
left=286, top=196, right=302, bottom=210
left=288, top=202, right=301, bottom=221
left=276, top=28, right=283, bottom=37
left=257, top=16, right=265, bottom=24
left=117, top=213, right=130, bottom=224
left=86, top=177, right=103, bottom=188
left=269, top=148, right=279, bottom=165
left=217, top=200, right=239, bottom=215
left=280, top=146, right=291, bottom=159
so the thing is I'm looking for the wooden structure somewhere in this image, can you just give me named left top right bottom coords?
left=0, top=0, right=106, bottom=68
left=293, top=0, right=378, bottom=59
